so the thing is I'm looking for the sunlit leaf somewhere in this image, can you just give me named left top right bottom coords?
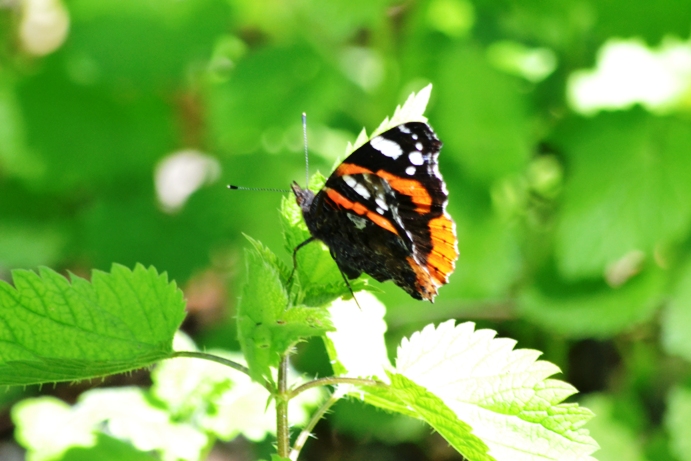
left=394, top=321, right=598, bottom=461
left=0, top=264, right=185, bottom=385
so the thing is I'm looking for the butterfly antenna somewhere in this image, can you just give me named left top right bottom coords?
left=302, top=112, right=309, bottom=187
left=227, top=185, right=290, bottom=193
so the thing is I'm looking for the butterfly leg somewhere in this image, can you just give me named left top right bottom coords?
left=328, top=250, right=363, bottom=309
left=287, top=236, right=317, bottom=284
left=336, top=266, right=362, bottom=310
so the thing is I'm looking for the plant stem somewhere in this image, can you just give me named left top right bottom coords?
left=290, top=387, right=345, bottom=461
left=288, top=376, right=386, bottom=400
left=276, top=354, right=290, bottom=457
left=169, top=350, right=272, bottom=391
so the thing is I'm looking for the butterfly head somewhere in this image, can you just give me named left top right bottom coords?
left=291, top=181, right=315, bottom=214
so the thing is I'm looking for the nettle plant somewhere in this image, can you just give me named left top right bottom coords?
left=2, top=88, right=598, bottom=461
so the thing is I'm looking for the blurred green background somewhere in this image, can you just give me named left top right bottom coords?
left=2, top=0, right=691, bottom=460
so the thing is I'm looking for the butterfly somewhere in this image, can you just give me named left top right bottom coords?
left=291, top=122, right=458, bottom=302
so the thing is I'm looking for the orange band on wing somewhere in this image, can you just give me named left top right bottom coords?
left=335, top=163, right=374, bottom=176
left=406, top=256, right=438, bottom=302
left=325, top=188, right=399, bottom=235
left=425, top=214, right=458, bottom=285
left=375, top=171, right=433, bottom=212
left=335, top=164, right=433, bottom=213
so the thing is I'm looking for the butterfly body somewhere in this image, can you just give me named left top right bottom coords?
left=292, top=122, right=458, bottom=302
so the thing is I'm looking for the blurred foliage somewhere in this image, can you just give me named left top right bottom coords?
left=1, top=0, right=691, bottom=459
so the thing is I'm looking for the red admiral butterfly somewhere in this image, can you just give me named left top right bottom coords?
left=291, top=122, right=458, bottom=302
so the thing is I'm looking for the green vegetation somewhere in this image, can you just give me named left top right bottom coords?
left=1, top=0, right=691, bottom=460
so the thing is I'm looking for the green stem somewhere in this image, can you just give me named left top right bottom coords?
left=169, top=350, right=272, bottom=392
left=288, top=376, right=386, bottom=400
left=276, top=354, right=290, bottom=457
left=290, top=388, right=345, bottom=461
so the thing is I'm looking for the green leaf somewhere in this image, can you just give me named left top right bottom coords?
left=330, top=398, right=427, bottom=444
left=394, top=321, right=599, bottom=461
left=388, top=373, right=494, bottom=461
left=0, top=74, right=40, bottom=181
left=280, top=190, right=364, bottom=307
left=661, top=258, right=691, bottom=362
left=349, top=83, right=433, bottom=152
left=67, top=0, right=231, bottom=90
left=0, top=221, right=65, bottom=268
left=0, top=264, right=185, bottom=386
left=17, top=71, right=175, bottom=193
left=237, top=237, right=333, bottom=383
left=451, top=209, right=521, bottom=300
left=665, top=386, right=691, bottom=461
left=579, top=394, right=646, bottom=461
left=553, top=110, right=691, bottom=279
left=592, top=0, right=691, bottom=45
left=518, top=267, right=664, bottom=339
left=435, top=44, right=532, bottom=184
left=237, top=239, right=290, bottom=383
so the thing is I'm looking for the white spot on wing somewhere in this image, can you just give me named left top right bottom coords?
left=405, top=166, right=416, bottom=175
left=415, top=142, right=423, bottom=151
left=371, top=136, right=403, bottom=159
left=412, top=134, right=418, bottom=140
left=343, top=174, right=371, bottom=199
left=375, top=195, right=388, bottom=210
left=376, top=207, right=384, bottom=214
left=389, top=202, right=408, bottom=240
left=408, top=151, right=424, bottom=166
left=398, top=125, right=411, bottom=134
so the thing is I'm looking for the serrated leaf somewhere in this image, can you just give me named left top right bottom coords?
left=348, top=84, right=432, bottom=153
left=237, top=240, right=290, bottom=383
left=280, top=191, right=341, bottom=290
left=0, top=264, right=185, bottom=386
left=395, top=321, right=599, bottom=461
left=245, top=234, right=292, bottom=284
left=388, top=373, right=494, bottom=461
left=238, top=238, right=334, bottom=384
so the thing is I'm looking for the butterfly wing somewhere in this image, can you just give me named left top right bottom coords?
left=315, top=122, right=457, bottom=301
